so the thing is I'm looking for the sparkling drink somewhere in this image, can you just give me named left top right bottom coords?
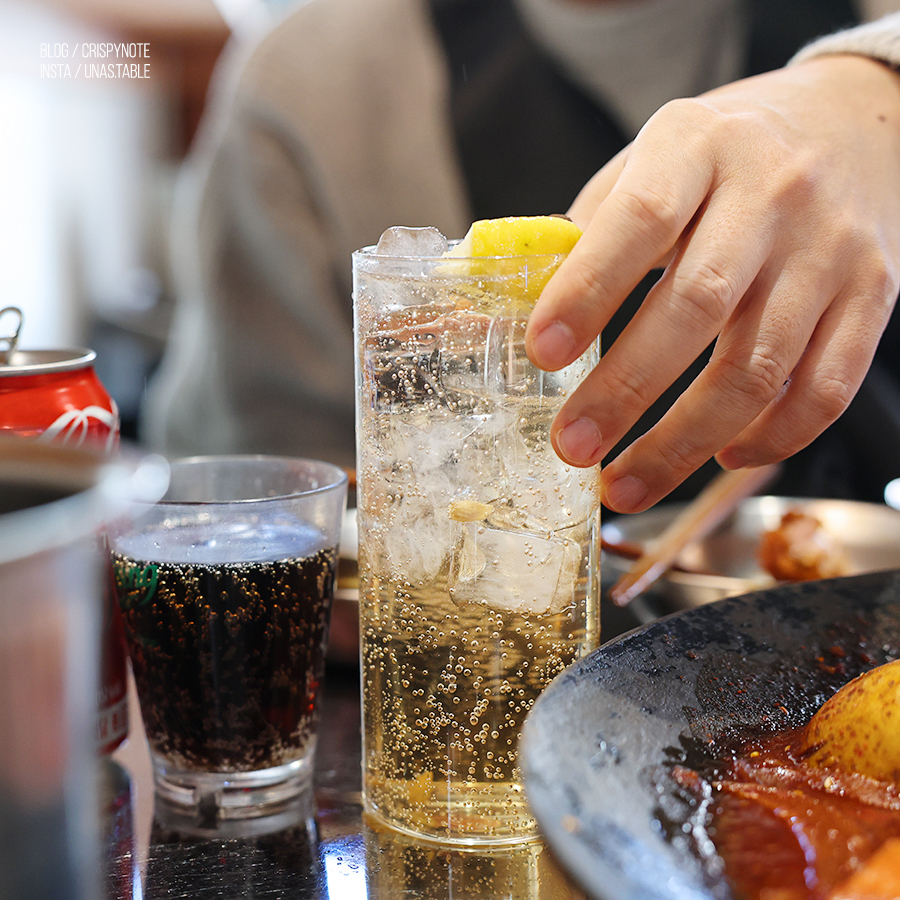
left=354, top=232, right=600, bottom=844
left=107, top=455, right=347, bottom=818
left=112, top=529, right=337, bottom=773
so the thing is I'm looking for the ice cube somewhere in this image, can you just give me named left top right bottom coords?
left=436, top=310, right=494, bottom=402
left=361, top=410, right=506, bottom=587
left=503, top=455, right=596, bottom=533
left=449, top=524, right=486, bottom=582
left=375, top=226, right=449, bottom=258
left=487, top=317, right=534, bottom=396
left=494, top=395, right=596, bottom=532
left=368, top=332, right=443, bottom=413
left=448, top=522, right=582, bottom=615
left=392, top=416, right=480, bottom=474
left=368, top=492, right=454, bottom=587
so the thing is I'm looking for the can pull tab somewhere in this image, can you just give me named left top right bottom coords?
left=0, top=307, right=23, bottom=364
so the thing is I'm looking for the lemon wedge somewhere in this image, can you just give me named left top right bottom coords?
left=448, top=499, right=494, bottom=522
left=453, top=215, right=583, bottom=259
left=441, top=215, right=582, bottom=310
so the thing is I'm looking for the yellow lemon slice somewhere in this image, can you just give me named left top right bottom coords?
left=442, top=215, right=582, bottom=310
left=448, top=499, right=494, bottom=522
left=455, top=215, right=583, bottom=258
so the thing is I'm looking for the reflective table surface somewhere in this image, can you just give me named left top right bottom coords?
left=107, top=599, right=642, bottom=900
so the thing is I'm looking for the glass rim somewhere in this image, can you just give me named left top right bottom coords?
left=352, top=242, right=570, bottom=263
left=155, top=454, right=348, bottom=507
left=0, top=440, right=169, bottom=563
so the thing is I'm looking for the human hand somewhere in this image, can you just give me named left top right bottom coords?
left=525, top=54, right=900, bottom=512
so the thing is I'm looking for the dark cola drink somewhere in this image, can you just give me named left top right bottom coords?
left=111, top=522, right=337, bottom=774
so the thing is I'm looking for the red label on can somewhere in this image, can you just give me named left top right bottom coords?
left=0, top=349, right=127, bottom=753
left=0, top=364, right=119, bottom=452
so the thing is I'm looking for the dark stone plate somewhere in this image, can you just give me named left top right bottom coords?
left=520, top=570, right=900, bottom=900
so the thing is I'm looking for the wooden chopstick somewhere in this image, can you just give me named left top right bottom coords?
left=600, top=537, right=645, bottom=561
left=601, top=537, right=707, bottom=575
left=609, top=462, right=781, bottom=607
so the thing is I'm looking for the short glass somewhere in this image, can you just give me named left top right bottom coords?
left=108, top=455, right=347, bottom=818
left=353, top=241, right=601, bottom=844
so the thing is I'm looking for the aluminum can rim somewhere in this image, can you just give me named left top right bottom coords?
left=0, top=347, right=98, bottom=375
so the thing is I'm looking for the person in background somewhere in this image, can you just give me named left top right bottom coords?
left=142, top=0, right=900, bottom=510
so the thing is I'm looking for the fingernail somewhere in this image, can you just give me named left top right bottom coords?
left=603, top=475, right=648, bottom=512
left=556, top=418, right=603, bottom=465
left=531, top=321, right=576, bottom=369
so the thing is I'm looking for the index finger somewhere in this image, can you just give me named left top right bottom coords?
left=525, top=111, right=717, bottom=372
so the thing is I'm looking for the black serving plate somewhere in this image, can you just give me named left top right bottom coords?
left=520, top=569, right=900, bottom=900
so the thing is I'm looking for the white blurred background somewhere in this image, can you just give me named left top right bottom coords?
left=0, top=0, right=258, bottom=436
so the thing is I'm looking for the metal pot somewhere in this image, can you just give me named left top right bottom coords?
left=602, top=496, right=900, bottom=618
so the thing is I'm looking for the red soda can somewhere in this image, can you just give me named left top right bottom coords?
left=0, top=307, right=128, bottom=754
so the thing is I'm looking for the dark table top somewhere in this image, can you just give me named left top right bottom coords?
left=107, top=594, right=644, bottom=900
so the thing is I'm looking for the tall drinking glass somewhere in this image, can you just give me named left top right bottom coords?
left=108, top=455, right=347, bottom=819
left=353, top=239, right=600, bottom=844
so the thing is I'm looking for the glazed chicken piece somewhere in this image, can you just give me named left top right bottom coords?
left=758, top=509, right=849, bottom=582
